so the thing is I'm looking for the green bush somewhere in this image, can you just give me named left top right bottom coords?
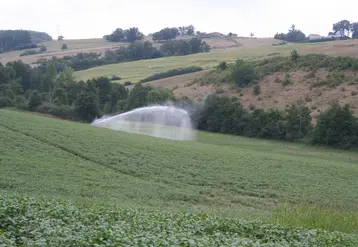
left=232, top=59, right=258, bottom=87
left=140, top=67, right=202, bottom=83
left=312, top=102, right=358, bottom=149
left=20, top=49, right=37, bottom=56
left=0, top=97, right=13, bottom=107
left=253, top=84, right=261, bottom=95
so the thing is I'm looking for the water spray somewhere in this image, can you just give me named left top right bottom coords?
left=91, top=105, right=196, bottom=141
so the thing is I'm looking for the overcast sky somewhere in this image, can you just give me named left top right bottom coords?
left=1, top=0, right=357, bottom=39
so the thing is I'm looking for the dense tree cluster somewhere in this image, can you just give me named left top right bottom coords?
left=274, top=25, right=306, bottom=43
left=0, top=60, right=173, bottom=122
left=330, top=19, right=358, bottom=38
left=37, top=39, right=210, bottom=72
left=160, top=38, right=210, bottom=56
left=195, top=94, right=358, bottom=149
left=0, top=30, right=37, bottom=53
left=104, top=28, right=144, bottom=43
left=152, top=28, right=180, bottom=41
left=0, top=30, right=52, bottom=53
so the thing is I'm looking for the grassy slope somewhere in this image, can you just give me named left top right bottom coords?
left=1, top=109, right=358, bottom=213
left=74, top=44, right=298, bottom=82
left=0, top=39, right=124, bottom=64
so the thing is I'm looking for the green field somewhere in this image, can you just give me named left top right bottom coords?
left=74, top=43, right=309, bottom=82
left=1, top=109, right=358, bottom=245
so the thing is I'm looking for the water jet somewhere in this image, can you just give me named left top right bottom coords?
left=92, top=105, right=195, bottom=141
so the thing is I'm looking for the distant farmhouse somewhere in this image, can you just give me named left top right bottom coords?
left=307, top=34, right=324, bottom=41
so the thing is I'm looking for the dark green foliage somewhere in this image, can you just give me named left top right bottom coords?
left=27, top=30, right=52, bottom=43
left=291, top=50, right=299, bottom=62
left=351, top=22, right=358, bottom=38
left=217, top=61, right=228, bottom=70
left=312, top=102, right=358, bottom=149
left=196, top=94, right=312, bottom=142
left=332, top=20, right=351, bottom=38
left=140, top=67, right=202, bottom=83
left=232, top=59, right=258, bottom=87
left=28, top=90, right=42, bottom=110
left=126, top=83, right=173, bottom=110
left=61, top=44, right=68, bottom=50
left=0, top=30, right=37, bottom=53
left=308, top=37, right=336, bottom=43
left=104, top=27, right=144, bottom=43
left=160, top=38, right=210, bottom=56
left=152, top=27, right=179, bottom=41
left=110, top=75, right=121, bottom=81
left=20, top=45, right=47, bottom=56
left=274, top=25, right=306, bottom=43
left=39, top=45, right=47, bottom=53
left=20, top=49, right=37, bottom=56
left=75, top=90, right=101, bottom=122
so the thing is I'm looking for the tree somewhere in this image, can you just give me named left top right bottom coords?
left=291, top=50, right=299, bottom=62
left=274, top=25, right=306, bottom=43
left=28, top=90, right=42, bottom=110
left=232, top=59, right=258, bottom=86
left=284, top=103, right=312, bottom=140
left=186, top=25, right=195, bottom=36
left=250, top=32, right=255, bottom=38
left=105, top=28, right=125, bottom=42
left=332, top=20, right=351, bottom=38
left=351, top=22, right=358, bottom=38
left=125, top=27, right=144, bottom=43
left=61, top=44, right=68, bottom=50
left=75, top=90, right=101, bottom=122
left=39, top=45, right=47, bottom=53
left=312, top=102, right=358, bottom=148
left=58, top=35, right=64, bottom=41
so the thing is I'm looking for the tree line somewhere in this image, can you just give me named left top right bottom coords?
left=1, top=58, right=357, bottom=149
left=275, top=20, right=358, bottom=43
left=0, top=60, right=174, bottom=122
left=195, top=94, right=358, bottom=149
left=37, top=39, right=210, bottom=72
left=0, top=30, right=52, bottom=53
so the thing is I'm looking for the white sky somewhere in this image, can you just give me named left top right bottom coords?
left=1, top=0, right=357, bottom=39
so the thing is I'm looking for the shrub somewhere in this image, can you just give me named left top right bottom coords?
left=140, top=67, right=202, bottom=83
left=217, top=61, right=228, bottom=70
left=124, top=81, right=133, bottom=86
left=61, top=44, right=68, bottom=50
left=28, top=90, right=43, bottom=110
left=20, top=49, right=37, bottom=56
left=312, top=102, right=358, bottom=149
left=232, top=59, right=258, bottom=87
left=291, top=50, right=299, bottom=62
left=0, top=97, right=13, bottom=107
left=110, top=75, right=121, bottom=81
left=253, top=84, right=261, bottom=95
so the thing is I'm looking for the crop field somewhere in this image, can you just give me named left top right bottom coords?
left=1, top=195, right=358, bottom=246
left=1, top=109, right=358, bottom=245
left=0, top=38, right=124, bottom=65
left=74, top=39, right=358, bottom=83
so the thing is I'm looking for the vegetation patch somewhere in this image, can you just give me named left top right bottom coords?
left=1, top=195, right=357, bottom=246
left=140, top=67, right=202, bottom=83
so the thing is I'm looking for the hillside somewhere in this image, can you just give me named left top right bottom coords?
left=142, top=43, right=358, bottom=117
left=0, top=36, right=280, bottom=66
left=1, top=109, right=358, bottom=244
